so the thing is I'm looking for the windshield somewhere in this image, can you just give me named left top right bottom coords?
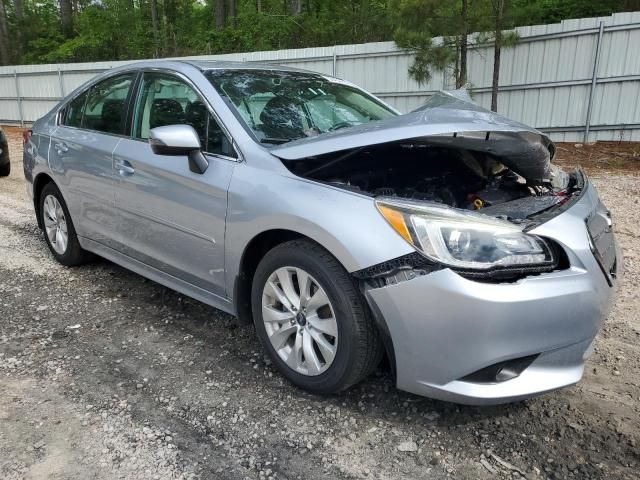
left=207, top=69, right=397, bottom=144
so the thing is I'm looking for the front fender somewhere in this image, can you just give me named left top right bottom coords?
left=224, top=164, right=414, bottom=296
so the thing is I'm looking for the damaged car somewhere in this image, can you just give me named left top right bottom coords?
left=24, top=61, right=621, bottom=404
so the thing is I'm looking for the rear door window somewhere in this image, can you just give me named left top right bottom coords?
left=63, top=91, right=88, bottom=128
left=81, top=74, right=135, bottom=135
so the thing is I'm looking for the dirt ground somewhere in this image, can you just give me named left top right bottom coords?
left=1, top=126, right=639, bottom=480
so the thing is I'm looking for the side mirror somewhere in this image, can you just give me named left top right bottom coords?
left=149, top=125, right=209, bottom=174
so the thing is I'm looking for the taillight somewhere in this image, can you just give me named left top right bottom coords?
left=23, top=129, right=33, bottom=145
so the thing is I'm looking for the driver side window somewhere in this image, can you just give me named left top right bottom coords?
left=133, top=73, right=236, bottom=158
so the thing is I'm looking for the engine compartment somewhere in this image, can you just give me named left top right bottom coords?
left=285, top=141, right=577, bottom=222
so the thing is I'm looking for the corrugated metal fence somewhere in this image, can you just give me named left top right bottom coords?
left=1, top=11, right=639, bottom=142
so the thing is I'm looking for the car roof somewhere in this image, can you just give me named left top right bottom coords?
left=179, top=59, right=326, bottom=76
left=108, top=58, right=319, bottom=74
left=58, top=59, right=338, bottom=112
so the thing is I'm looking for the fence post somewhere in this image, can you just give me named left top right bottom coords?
left=14, top=70, right=24, bottom=127
left=332, top=47, right=337, bottom=76
left=57, top=67, right=65, bottom=97
left=584, top=21, right=605, bottom=143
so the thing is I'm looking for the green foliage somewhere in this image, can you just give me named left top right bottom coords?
left=0, top=0, right=637, bottom=66
left=525, top=0, right=640, bottom=25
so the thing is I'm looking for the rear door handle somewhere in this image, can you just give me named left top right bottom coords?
left=115, top=159, right=135, bottom=176
left=54, top=142, right=68, bottom=154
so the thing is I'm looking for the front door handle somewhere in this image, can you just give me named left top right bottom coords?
left=115, top=160, right=135, bottom=176
left=54, top=142, right=68, bottom=154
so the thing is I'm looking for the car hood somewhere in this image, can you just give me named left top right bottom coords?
left=271, top=89, right=553, bottom=183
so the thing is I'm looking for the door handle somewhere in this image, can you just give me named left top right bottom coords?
left=54, top=142, right=68, bottom=154
left=115, top=160, right=135, bottom=176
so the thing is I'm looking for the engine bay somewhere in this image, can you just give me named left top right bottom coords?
left=285, top=141, right=577, bottom=222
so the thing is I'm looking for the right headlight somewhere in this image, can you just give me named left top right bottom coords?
left=376, top=199, right=555, bottom=271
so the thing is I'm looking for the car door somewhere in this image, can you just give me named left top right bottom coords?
left=112, top=71, right=237, bottom=298
left=48, top=73, right=136, bottom=248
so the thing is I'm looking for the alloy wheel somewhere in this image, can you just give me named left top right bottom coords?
left=261, top=266, right=338, bottom=376
left=43, top=194, right=68, bottom=255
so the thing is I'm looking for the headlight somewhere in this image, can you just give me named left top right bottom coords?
left=376, top=199, right=555, bottom=270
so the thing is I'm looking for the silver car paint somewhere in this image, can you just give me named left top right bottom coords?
left=112, top=135, right=235, bottom=297
left=48, top=126, right=123, bottom=248
left=23, top=60, right=619, bottom=405
left=367, top=180, right=620, bottom=404
left=148, top=124, right=202, bottom=150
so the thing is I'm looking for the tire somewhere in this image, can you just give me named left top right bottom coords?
left=39, top=182, right=91, bottom=266
left=0, top=161, right=9, bottom=177
left=251, top=239, right=383, bottom=394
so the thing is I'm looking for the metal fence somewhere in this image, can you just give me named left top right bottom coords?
left=1, top=11, right=639, bottom=142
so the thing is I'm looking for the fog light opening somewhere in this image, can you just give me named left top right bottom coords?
left=460, top=354, right=539, bottom=384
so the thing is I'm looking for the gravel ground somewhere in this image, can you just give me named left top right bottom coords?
left=1, top=127, right=639, bottom=480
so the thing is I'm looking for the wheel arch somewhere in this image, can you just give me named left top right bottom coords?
left=233, top=229, right=305, bottom=326
left=233, top=226, right=364, bottom=326
left=231, top=228, right=396, bottom=379
left=33, top=172, right=56, bottom=230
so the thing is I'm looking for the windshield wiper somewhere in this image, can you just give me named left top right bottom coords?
left=259, top=137, right=292, bottom=145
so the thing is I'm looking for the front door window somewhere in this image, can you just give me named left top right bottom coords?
left=132, top=73, right=236, bottom=158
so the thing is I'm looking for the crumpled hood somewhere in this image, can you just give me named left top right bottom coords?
left=271, top=89, right=553, bottom=183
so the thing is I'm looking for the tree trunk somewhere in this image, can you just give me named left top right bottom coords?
left=150, top=0, right=160, bottom=55
left=453, top=39, right=460, bottom=89
left=256, top=0, right=262, bottom=12
left=228, top=0, right=236, bottom=28
left=163, top=0, right=175, bottom=54
left=15, top=0, right=24, bottom=18
left=288, top=0, right=302, bottom=15
left=60, top=0, right=74, bottom=38
left=491, top=0, right=504, bottom=112
left=458, top=0, right=468, bottom=88
left=13, top=0, right=24, bottom=58
left=215, top=0, right=225, bottom=29
left=491, top=35, right=501, bottom=111
left=0, top=0, right=9, bottom=65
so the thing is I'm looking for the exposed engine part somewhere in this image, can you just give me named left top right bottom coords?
left=286, top=140, right=577, bottom=222
left=465, top=170, right=530, bottom=210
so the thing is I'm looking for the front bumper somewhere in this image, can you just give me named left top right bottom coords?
left=365, top=179, right=621, bottom=405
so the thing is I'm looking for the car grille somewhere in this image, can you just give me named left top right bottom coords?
left=586, top=202, right=617, bottom=286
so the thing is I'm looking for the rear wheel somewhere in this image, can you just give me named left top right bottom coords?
left=251, top=239, right=383, bottom=394
left=39, top=182, right=91, bottom=266
left=0, top=161, right=9, bottom=177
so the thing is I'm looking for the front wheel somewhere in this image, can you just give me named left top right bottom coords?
left=0, top=161, right=9, bottom=177
left=251, top=239, right=383, bottom=394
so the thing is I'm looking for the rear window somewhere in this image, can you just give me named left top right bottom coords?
left=61, top=73, right=135, bottom=135
left=82, top=74, right=135, bottom=135
left=63, top=92, right=88, bottom=128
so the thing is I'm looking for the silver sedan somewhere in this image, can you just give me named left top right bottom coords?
left=23, top=60, right=621, bottom=404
